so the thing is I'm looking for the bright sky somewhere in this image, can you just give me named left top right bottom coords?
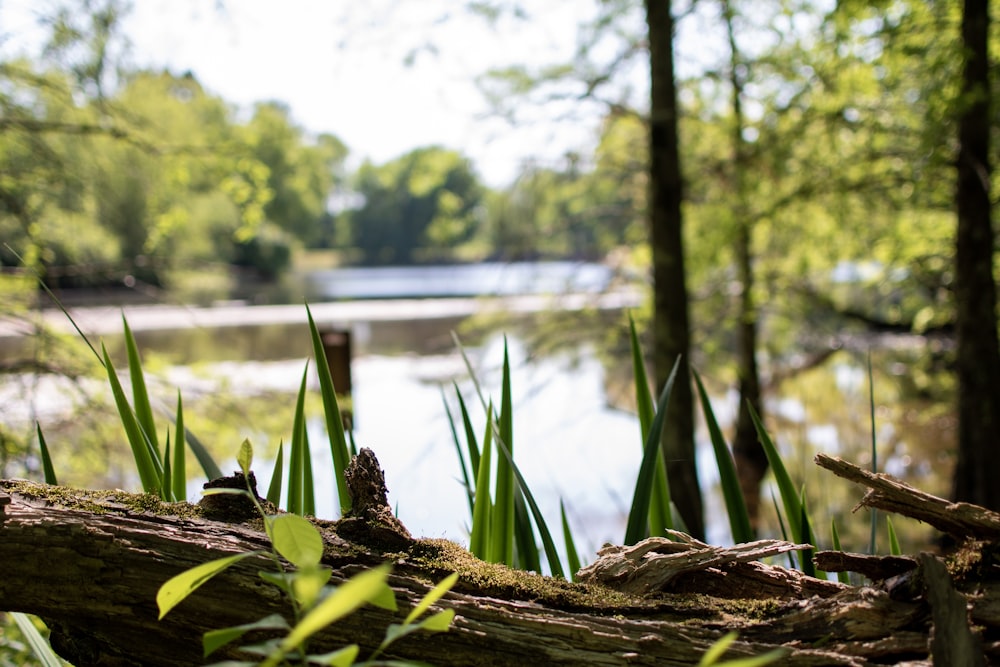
left=118, top=0, right=603, bottom=187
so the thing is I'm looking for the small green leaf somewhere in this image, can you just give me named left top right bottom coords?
left=258, top=570, right=295, bottom=596
left=700, top=631, right=738, bottom=666
left=280, top=563, right=392, bottom=652
left=203, top=614, right=289, bottom=657
left=35, top=423, right=57, bottom=485
left=157, top=552, right=259, bottom=619
left=560, top=500, right=582, bottom=582
left=416, top=608, right=455, bottom=632
left=172, top=391, right=187, bottom=502
left=268, top=513, right=324, bottom=568
left=404, top=572, right=458, bottom=625
left=266, top=441, right=284, bottom=507
left=237, top=439, right=253, bottom=476
left=887, top=516, right=901, bottom=555
left=291, top=566, right=333, bottom=609
left=307, top=644, right=359, bottom=666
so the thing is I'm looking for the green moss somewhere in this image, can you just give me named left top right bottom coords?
left=0, top=479, right=205, bottom=520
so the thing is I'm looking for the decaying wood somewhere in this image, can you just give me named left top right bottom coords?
left=816, top=452, right=1000, bottom=540
left=2, top=450, right=1000, bottom=665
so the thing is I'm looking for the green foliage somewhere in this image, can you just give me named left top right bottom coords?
left=345, top=147, right=484, bottom=265
left=697, top=631, right=787, bottom=667
left=157, top=440, right=455, bottom=666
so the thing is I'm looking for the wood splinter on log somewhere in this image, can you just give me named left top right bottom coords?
left=334, top=447, right=413, bottom=551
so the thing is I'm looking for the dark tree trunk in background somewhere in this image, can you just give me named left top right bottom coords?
left=952, top=0, right=1000, bottom=512
left=723, top=0, right=767, bottom=534
left=645, top=0, right=704, bottom=539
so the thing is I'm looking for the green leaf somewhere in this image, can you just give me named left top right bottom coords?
left=203, top=614, right=289, bottom=657
left=886, top=516, right=901, bottom=555
left=268, top=513, right=324, bottom=568
left=162, top=435, right=173, bottom=502
left=306, top=644, right=359, bottom=666
left=403, top=572, right=458, bottom=626
left=35, top=423, right=57, bottom=485
left=10, top=613, right=61, bottom=667
left=629, top=314, right=671, bottom=538
left=306, top=306, right=352, bottom=514
left=258, top=570, right=295, bottom=596
left=560, top=500, right=582, bottom=581
left=278, top=564, right=392, bottom=655
left=289, top=364, right=309, bottom=515
left=292, top=566, right=333, bottom=609
left=102, top=342, right=162, bottom=494
left=693, top=370, right=753, bottom=544
left=417, top=608, right=455, bottom=631
left=157, top=552, right=259, bottom=619
left=699, top=631, right=738, bottom=666
left=442, top=387, right=474, bottom=517
left=172, top=391, right=186, bottom=502
left=469, top=403, right=494, bottom=560
left=492, top=339, right=515, bottom=567
left=624, top=356, right=681, bottom=546
left=123, top=315, right=160, bottom=461
left=748, top=402, right=814, bottom=576
left=237, top=438, right=253, bottom=476
left=181, top=427, right=223, bottom=481
left=266, top=441, right=285, bottom=506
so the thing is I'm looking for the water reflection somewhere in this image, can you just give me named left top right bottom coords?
left=0, top=303, right=956, bottom=559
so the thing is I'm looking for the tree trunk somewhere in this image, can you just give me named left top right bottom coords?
left=3, top=458, right=1000, bottom=666
left=722, top=0, right=768, bottom=534
left=645, top=0, right=704, bottom=540
left=952, top=0, right=1000, bottom=512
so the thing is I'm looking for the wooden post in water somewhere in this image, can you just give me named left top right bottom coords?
left=321, top=328, right=353, bottom=429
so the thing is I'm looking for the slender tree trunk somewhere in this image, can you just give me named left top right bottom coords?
left=723, top=0, right=767, bottom=534
left=645, top=0, right=703, bottom=539
left=952, top=0, right=1000, bottom=512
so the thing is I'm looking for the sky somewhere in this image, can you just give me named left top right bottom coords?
left=116, top=0, right=605, bottom=187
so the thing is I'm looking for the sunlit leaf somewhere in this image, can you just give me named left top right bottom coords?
left=35, top=423, right=57, bottom=485
left=403, top=572, right=458, bottom=626
left=202, top=614, right=289, bottom=657
left=306, top=644, right=359, bottom=667
left=237, top=438, right=253, bottom=476
left=157, top=552, right=259, bottom=619
left=268, top=513, right=323, bottom=568
left=10, top=613, right=61, bottom=667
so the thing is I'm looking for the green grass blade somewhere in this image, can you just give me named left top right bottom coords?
left=162, top=435, right=173, bottom=501
left=102, top=342, right=162, bottom=494
left=513, top=492, right=541, bottom=573
left=797, top=487, right=816, bottom=577
left=181, top=427, right=223, bottom=481
left=886, top=517, right=901, bottom=556
left=267, top=441, right=285, bottom=506
left=693, top=370, right=753, bottom=544
left=442, top=387, right=475, bottom=517
left=491, top=431, right=565, bottom=579
left=122, top=315, right=161, bottom=464
left=35, top=423, right=57, bottom=485
left=560, top=500, right=582, bottom=581
left=289, top=364, right=309, bottom=515
left=830, top=519, right=851, bottom=584
left=469, top=403, right=494, bottom=559
left=306, top=305, right=352, bottom=514
left=492, top=340, right=515, bottom=566
left=10, top=613, right=61, bottom=667
left=172, top=391, right=186, bottom=502
left=770, top=493, right=796, bottom=569
left=303, top=425, right=316, bottom=516
left=629, top=314, right=671, bottom=537
left=747, top=403, right=802, bottom=542
left=624, top=356, right=681, bottom=546
left=455, top=385, right=481, bottom=476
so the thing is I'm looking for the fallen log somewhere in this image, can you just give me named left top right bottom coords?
left=0, top=451, right=996, bottom=665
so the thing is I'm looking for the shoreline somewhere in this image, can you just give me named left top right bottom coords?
left=0, top=290, right=643, bottom=338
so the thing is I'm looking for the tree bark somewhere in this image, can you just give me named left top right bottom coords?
left=722, top=0, right=768, bottom=535
left=952, top=0, right=1000, bottom=512
left=645, top=0, right=704, bottom=540
left=3, top=462, right=1000, bottom=666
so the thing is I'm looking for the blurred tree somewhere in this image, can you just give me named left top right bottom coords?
left=346, top=147, right=484, bottom=265
left=646, top=0, right=703, bottom=539
left=951, top=0, right=1000, bottom=511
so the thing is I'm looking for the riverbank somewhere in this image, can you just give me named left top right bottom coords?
left=0, top=289, right=643, bottom=338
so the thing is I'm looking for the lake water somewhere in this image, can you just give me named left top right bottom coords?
left=0, top=262, right=954, bottom=560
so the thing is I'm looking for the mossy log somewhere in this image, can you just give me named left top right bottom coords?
left=0, top=452, right=997, bottom=666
